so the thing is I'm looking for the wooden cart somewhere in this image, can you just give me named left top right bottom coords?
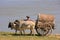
left=35, top=14, right=55, bottom=36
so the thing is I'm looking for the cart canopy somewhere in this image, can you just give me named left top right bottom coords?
left=37, top=14, right=55, bottom=23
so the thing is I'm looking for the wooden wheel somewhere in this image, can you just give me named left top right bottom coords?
left=36, top=28, right=49, bottom=36
left=36, top=22, right=52, bottom=36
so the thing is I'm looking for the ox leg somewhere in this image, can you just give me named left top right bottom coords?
left=15, top=30, right=17, bottom=35
left=30, top=29, right=32, bottom=36
left=20, top=30, right=22, bottom=35
left=30, top=30, right=32, bottom=36
left=30, top=30, right=35, bottom=36
left=31, top=29, right=35, bottom=36
left=23, top=30, right=25, bottom=36
left=33, top=29, right=35, bottom=36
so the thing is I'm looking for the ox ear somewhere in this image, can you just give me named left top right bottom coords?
left=8, top=22, right=12, bottom=28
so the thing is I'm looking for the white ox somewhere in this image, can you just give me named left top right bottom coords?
left=8, top=20, right=36, bottom=35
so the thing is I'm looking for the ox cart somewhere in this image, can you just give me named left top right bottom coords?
left=35, top=14, right=55, bottom=36
left=8, top=13, right=55, bottom=36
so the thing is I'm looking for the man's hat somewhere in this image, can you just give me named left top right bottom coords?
left=26, top=16, right=30, bottom=18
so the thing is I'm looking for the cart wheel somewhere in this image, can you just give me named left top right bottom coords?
left=36, top=28, right=49, bottom=36
left=36, top=22, right=52, bottom=36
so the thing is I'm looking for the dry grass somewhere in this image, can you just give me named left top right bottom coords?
left=0, top=32, right=60, bottom=40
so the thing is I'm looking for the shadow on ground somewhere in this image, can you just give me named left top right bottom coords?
left=0, top=33, right=40, bottom=36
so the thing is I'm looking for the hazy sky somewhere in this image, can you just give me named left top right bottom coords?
left=0, top=0, right=59, bottom=6
left=0, top=0, right=60, bottom=16
left=0, top=0, right=60, bottom=18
